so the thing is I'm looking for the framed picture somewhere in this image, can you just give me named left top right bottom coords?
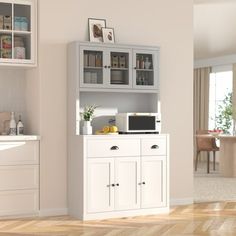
left=88, top=18, right=106, bottom=42
left=102, top=27, right=115, bottom=43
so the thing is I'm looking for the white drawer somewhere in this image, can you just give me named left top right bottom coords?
left=87, top=139, right=140, bottom=157
left=141, top=138, right=166, bottom=156
left=0, top=190, right=39, bottom=216
left=0, top=141, right=39, bottom=165
left=0, top=165, right=39, bottom=191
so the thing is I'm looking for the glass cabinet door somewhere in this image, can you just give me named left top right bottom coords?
left=0, top=2, right=13, bottom=60
left=80, top=47, right=105, bottom=87
left=0, top=1, right=36, bottom=65
left=133, top=50, right=159, bottom=90
left=108, top=48, right=132, bottom=88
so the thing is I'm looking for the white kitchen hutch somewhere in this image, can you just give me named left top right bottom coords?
left=67, top=41, right=169, bottom=220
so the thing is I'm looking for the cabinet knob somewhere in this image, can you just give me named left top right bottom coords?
left=138, top=182, right=146, bottom=185
left=111, top=184, right=115, bottom=187
left=110, top=146, right=119, bottom=150
left=134, top=67, right=137, bottom=69
left=108, top=65, right=111, bottom=69
left=151, top=144, right=159, bottom=149
left=104, top=65, right=108, bottom=68
left=142, top=182, right=146, bottom=185
left=116, top=183, right=119, bottom=186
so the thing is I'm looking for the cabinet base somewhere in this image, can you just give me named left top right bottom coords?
left=70, top=207, right=170, bottom=221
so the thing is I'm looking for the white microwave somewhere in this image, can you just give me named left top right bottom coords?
left=115, top=113, right=161, bottom=134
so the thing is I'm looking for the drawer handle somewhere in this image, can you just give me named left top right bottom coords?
left=110, top=146, right=119, bottom=150
left=151, top=144, right=159, bottom=149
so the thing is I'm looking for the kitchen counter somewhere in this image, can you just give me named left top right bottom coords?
left=0, top=135, right=40, bottom=141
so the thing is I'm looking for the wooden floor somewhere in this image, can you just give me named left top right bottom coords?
left=1, top=202, right=236, bottom=236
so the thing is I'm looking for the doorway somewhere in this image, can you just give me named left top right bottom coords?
left=194, top=0, right=236, bottom=203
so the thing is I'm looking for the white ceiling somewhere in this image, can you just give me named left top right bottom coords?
left=194, top=0, right=236, bottom=59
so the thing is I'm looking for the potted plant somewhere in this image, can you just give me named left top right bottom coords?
left=80, top=105, right=98, bottom=135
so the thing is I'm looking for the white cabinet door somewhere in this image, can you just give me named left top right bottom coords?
left=80, top=46, right=106, bottom=88
left=87, top=158, right=114, bottom=213
left=107, top=48, right=132, bottom=89
left=80, top=46, right=132, bottom=89
left=115, top=157, right=140, bottom=211
left=141, top=156, right=166, bottom=208
left=133, top=49, right=159, bottom=90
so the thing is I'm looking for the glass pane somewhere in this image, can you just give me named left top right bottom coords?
left=135, top=53, right=154, bottom=86
left=0, top=3, right=12, bottom=30
left=110, top=52, right=129, bottom=85
left=0, top=34, right=12, bottom=59
left=83, top=50, right=103, bottom=84
left=14, top=34, right=30, bottom=59
left=14, top=4, right=31, bottom=31
left=208, top=70, right=233, bottom=133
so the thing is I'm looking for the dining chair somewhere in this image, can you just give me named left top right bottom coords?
left=195, top=130, right=220, bottom=173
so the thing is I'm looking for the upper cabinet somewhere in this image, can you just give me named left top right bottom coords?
left=0, top=0, right=37, bottom=67
left=74, top=42, right=159, bottom=92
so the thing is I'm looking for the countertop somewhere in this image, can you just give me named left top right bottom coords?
left=0, top=135, right=40, bottom=141
left=218, top=135, right=236, bottom=139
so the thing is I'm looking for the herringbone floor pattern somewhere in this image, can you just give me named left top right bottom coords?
left=1, top=202, right=236, bottom=235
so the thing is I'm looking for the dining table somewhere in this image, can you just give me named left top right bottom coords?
left=218, top=135, right=236, bottom=177
left=195, top=134, right=236, bottom=177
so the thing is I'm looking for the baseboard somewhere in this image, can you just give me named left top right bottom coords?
left=39, top=208, right=68, bottom=217
left=170, top=198, right=193, bottom=206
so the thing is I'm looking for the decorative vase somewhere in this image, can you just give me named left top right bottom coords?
left=144, top=57, right=151, bottom=69
left=83, top=121, right=92, bottom=135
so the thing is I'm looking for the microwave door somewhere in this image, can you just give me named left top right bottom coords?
left=128, top=116, right=156, bottom=131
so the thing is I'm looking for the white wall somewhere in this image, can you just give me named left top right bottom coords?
left=29, top=0, right=193, bottom=212
left=0, top=69, right=28, bottom=130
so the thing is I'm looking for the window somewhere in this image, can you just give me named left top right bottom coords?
left=208, top=65, right=233, bottom=134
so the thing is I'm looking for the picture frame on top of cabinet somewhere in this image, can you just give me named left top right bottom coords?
left=102, top=27, right=115, bottom=43
left=88, top=18, right=106, bottom=43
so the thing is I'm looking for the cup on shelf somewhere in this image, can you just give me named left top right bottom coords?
left=84, top=72, right=91, bottom=83
left=91, top=72, right=98, bottom=84
left=14, top=47, right=25, bottom=59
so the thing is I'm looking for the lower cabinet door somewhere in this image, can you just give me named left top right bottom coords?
left=141, top=156, right=166, bottom=208
left=0, top=190, right=39, bottom=216
left=87, top=158, right=114, bottom=213
left=115, top=157, right=140, bottom=211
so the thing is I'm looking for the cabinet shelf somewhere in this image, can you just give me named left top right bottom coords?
left=14, top=30, right=31, bottom=35
left=0, top=29, right=12, bottom=34
left=84, top=66, right=103, bottom=70
left=111, top=67, right=129, bottom=71
left=136, top=69, right=153, bottom=72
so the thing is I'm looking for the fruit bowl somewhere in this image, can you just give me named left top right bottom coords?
left=208, top=129, right=223, bottom=137
left=95, top=125, right=119, bottom=135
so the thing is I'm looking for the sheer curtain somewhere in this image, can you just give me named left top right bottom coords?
left=233, top=64, right=236, bottom=132
left=193, top=67, right=211, bottom=160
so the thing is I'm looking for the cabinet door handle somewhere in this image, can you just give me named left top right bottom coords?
left=110, top=146, right=119, bottom=150
left=151, top=144, right=159, bottom=149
